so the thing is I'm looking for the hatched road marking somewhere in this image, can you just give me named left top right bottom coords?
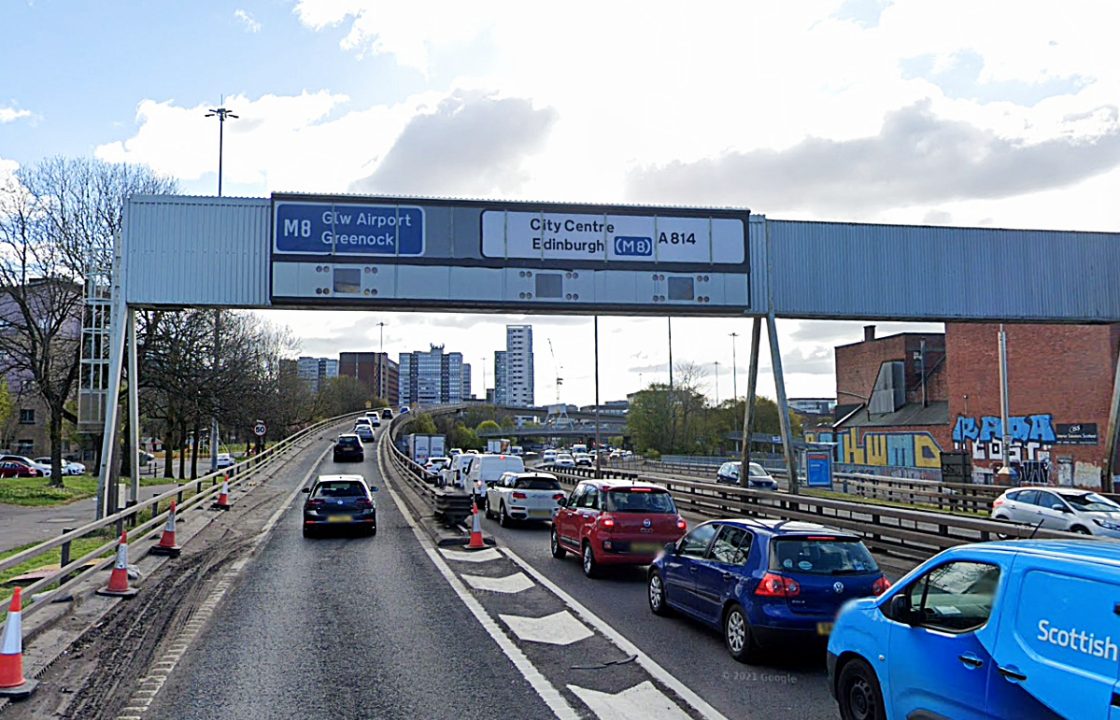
left=499, top=610, right=595, bottom=646
left=461, top=571, right=535, bottom=594
left=439, top=547, right=502, bottom=563
left=569, top=681, right=693, bottom=720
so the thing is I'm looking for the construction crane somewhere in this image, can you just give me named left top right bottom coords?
left=548, top=338, right=564, bottom=403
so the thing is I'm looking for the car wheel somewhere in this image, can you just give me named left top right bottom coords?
left=550, top=527, right=566, bottom=559
left=369, top=523, right=377, bottom=536
left=485, top=498, right=495, bottom=520
left=582, top=542, right=599, bottom=578
left=837, top=658, right=886, bottom=720
left=993, top=514, right=1014, bottom=540
left=499, top=503, right=511, bottom=528
left=648, top=571, right=671, bottom=616
left=1071, top=525, right=1091, bottom=535
left=724, top=603, right=758, bottom=663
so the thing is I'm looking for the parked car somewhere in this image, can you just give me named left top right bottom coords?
left=0, top=460, right=42, bottom=478
left=826, top=539, right=1112, bottom=720
left=332, top=434, right=364, bottom=462
left=552, top=479, right=687, bottom=578
left=715, top=461, right=779, bottom=491
left=649, top=519, right=888, bottom=663
left=990, top=486, right=1120, bottom=537
left=215, top=453, right=236, bottom=469
left=0, top=455, right=50, bottom=477
left=35, top=457, right=85, bottom=476
left=354, top=424, right=376, bottom=442
left=301, top=474, right=377, bottom=537
left=485, top=472, right=566, bottom=526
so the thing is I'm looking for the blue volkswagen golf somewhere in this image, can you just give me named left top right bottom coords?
left=648, top=518, right=890, bottom=662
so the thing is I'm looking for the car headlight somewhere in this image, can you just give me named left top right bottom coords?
left=1093, top=519, right=1120, bottom=531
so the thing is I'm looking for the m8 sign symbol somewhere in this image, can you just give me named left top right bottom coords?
left=614, top=236, right=653, bottom=257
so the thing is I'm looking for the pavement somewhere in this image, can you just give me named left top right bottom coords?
left=0, top=482, right=181, bottom=553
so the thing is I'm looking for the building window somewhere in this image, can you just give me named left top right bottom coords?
left=16, top=439, right=33, bottom=454
left=19, top=409, right=34, bottom=425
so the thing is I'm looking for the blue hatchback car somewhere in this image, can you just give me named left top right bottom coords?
left=648, top=518, right=890, bottom=662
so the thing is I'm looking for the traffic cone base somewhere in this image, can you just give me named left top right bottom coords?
left=0, top=587, right=37, bottom=699
left=464, top=500, right=486, bottom=550
left=148, top=543, right=181, bottom=557
left=150, top=502, right=182, bottom=556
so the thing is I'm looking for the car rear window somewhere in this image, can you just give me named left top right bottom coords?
left=770, top=537, right=878, bottom=575
left=605, top=488, right=676, bottom=513
left=337, top=437, right=360, bottom=447
left=515, top=477, right=561, bottom=490
left=313, top=481, right=366, bottom=498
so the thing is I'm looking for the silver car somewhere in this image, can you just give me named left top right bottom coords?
left=991, top=486, right=1120, bottom=537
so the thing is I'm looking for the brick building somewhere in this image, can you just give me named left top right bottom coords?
left=813, top=323, right=1120, bottom=487
left=338, top=351, right=399, bottom=405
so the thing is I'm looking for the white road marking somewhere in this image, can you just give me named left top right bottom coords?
left=439, top=547, right=502, bottom=563
left=500, top=610, right=594, bottom=646
left=383, top=473, right=580, bottom=720
left=502, top=547, right=734, bottom=720
left=569, top=681, right=692, bottom=720
left=461, top=571, right=535, bottom=594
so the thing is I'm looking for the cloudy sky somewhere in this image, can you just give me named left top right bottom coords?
left=3, top=1, right=1118, bottom=405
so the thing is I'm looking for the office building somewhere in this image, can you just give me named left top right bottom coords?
left=297, top=356, right=338, bottom=393
left=399, top=345, right=469, bottom=407
left=494, top=324, right=534, bottom=407
left=339, top=351, right=399, bottom=404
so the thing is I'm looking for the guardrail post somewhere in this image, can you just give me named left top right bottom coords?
left=177, top=483, right=184, bottom=505
left=59, top=529, right=73, bottom=585
left=125, top=499, right=138, bottom=528
left=115, top=513, right=124, bottom=538
left=151, top=494, right=160, bottom=522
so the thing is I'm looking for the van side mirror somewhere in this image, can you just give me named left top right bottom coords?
left=889, top=594, right=917, bottom=625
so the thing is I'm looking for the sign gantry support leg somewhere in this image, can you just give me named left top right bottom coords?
left=1102, top=340, right=1120, bottom=493
left=767, top=313, right=800, bottom=494
left=95, top=297, right=127, bottom=520
left=739, top=317, right=762, bottom=488
left=127, top=308, right=141, bottom=505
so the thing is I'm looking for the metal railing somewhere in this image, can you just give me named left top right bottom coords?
left=0, top=410, right=365, bottom=627
left=381, top=411, right=473, bottom=523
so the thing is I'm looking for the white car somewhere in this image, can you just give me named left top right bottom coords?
left=423, top=456, right=451, bottom=483
left=3, top=455, right=50, bottom=477
left=485, top=472, right=565, bottom=526
left=215, top=453, right=236, bottom=469
left=553, top=453, right=575, bottom=468
left=541, top=449, right=558, bottom=464
left=36, top=457, right=86, bottom=476
left=573, top=452, right=594, bottom=467
left=354, top=424, right=376, bottom=442
left=991, top=486, right=1120, bottom=537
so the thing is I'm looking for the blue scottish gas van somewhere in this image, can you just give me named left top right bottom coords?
left=827, top=540, right=1120, bottom=720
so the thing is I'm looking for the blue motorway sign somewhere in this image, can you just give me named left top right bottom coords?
left=273, top=201, right=425, bottom=256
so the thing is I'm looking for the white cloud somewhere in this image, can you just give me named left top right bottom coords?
left=234, top=9, right=261, bottom=33
left=0, top=107, right=31, bottom=124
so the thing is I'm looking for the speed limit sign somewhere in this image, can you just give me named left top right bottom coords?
left=254, top=421, right=267, bottom=437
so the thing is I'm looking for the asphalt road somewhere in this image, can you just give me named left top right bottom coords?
left=481, top=514, right=840, bottom=720
left=143, top=435, right=552, bottom=720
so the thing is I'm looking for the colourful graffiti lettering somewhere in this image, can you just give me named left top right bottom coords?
left=807, top=430, right=943, bottom=469
left=952, top=414, right=1057, bottom=444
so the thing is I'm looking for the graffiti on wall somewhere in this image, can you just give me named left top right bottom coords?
left=808, top=430, right=942, bottom=469
left=952, top=414, right=1055, bottom=463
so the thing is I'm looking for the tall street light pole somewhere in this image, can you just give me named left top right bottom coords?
left=205, top=105, right=237, bottom=472
left=729, top=331, right=739, bottom=402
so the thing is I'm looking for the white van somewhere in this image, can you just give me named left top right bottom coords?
left=441, top=453, right=475, bottom=489
left=463, top=454, right=526, bottom=505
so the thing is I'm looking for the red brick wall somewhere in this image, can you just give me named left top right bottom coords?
left=835, top=332, right=947, bottom=407
left=946, top=323, right=1120, bottom=486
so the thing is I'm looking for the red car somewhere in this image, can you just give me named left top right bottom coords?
left=551, top=479, right=687, bottom=578
left=0, top=460, right=42, bottom=478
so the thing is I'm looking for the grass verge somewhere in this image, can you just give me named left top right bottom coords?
left=0, top=475, right=183, bottom=507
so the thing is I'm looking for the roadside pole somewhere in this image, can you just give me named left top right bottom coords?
left=739, top=317, right=762, bottom=488
left=768, top=313, right=800, bottom=494
left=593, top=316, right=602, bottom=477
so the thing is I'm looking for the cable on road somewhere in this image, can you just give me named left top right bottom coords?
left=570, top=654, right=638, bottom=670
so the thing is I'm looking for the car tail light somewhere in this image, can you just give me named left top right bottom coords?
left=599, top=514, right=616, bottom=529
left=872, top=576, right=892, bottom=595
left=356, top=499, right=373, bottom=509
left=992, top=497, right=1004, bottom=508
left=553, top=493, right=566, bottom=502
left=755, top=572, right=800, bottom=598
left=512, top=492, right=527, bottom=499
left=629, top=487, right=652, bottom=492
left=676, top=517, right=687, bottom=531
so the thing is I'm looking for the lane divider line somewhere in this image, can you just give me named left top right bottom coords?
left=382, top=476, right=581, bottom=720
left=501, top=547, right=733, bottom=720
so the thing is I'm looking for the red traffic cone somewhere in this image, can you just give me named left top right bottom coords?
left=0, top=588, right=38, bottom=699
left=465, top=498, right=486, bottom=550
left=97, top=532, right=139, bottom=598
left=150, top=501, right=181, bottom=557
left=211, top=476, right=231, bottom=511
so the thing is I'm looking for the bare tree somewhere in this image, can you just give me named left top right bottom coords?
left=0, top=158, right=176, bottom=486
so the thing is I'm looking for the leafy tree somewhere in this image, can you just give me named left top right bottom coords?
left=476, top=419, right=501, bottom=435
left=410, top=412, right=438, bottom=435
left=451, top=424, right=482, bottom=450
left=316, top=376, right=372, bottom=418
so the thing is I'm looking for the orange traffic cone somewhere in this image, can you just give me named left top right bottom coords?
left=211, top=475, right=231, bottom=511
left=150, top=501, right=181, bottom=557
left=96, top=532, right=139, bottom=598
left=465, top=498, right=486, bottom=550
left=0, top=588, right=38, bottom=699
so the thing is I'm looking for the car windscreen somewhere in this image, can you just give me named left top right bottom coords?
left=771, top=537, right=879, bottom=575
left=605, top=489, right=676, bottom=513
left=748, top=463, right=769, bottom=477
left=1063, top=492, right=1120, bottom=513
left=312, top=481, right=366, bottom=498
left=514, top=477, right=561, bottom=490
